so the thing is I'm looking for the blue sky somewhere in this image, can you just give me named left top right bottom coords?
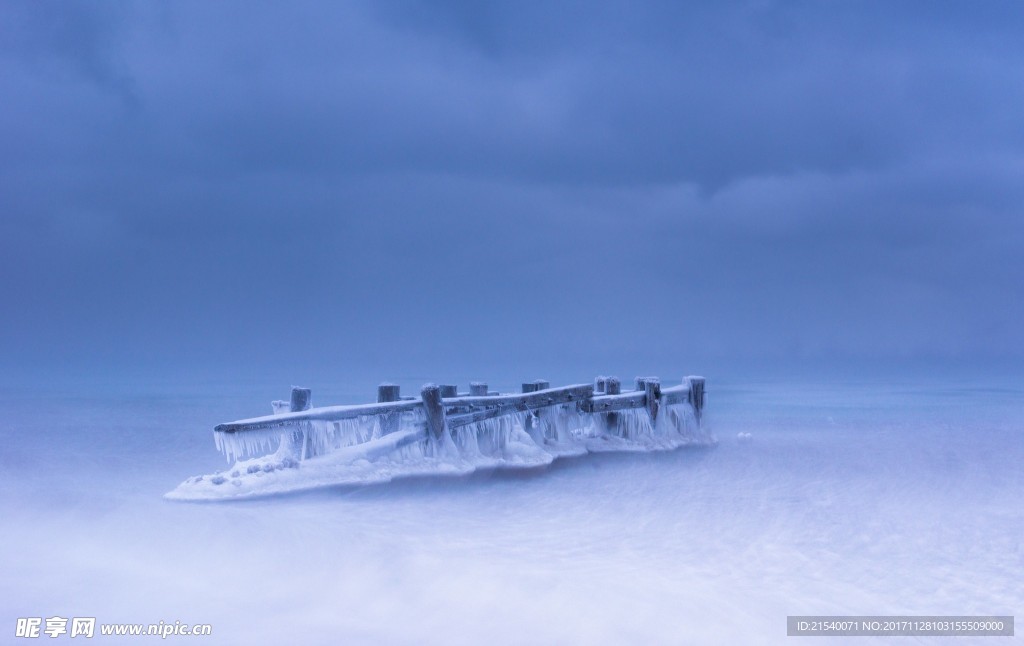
left=1, top=1, right=1022, bottom=382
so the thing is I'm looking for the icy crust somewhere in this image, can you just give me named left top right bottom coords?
left=166, top=402, right=714, bottom=501
left=212, top=411, right=420, bottom=463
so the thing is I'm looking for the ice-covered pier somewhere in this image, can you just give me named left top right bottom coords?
left=167, top=375, right=710, bottom=500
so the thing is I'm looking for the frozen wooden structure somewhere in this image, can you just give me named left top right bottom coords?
left=212, top=375, right=706, bottom=463
left=167, top=374, right=710, bottom=499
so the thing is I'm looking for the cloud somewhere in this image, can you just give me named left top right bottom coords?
left=1, top=1, right=1022, bottom=376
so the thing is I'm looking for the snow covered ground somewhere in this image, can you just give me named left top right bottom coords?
left=1, top=374, right=1020, bottom=644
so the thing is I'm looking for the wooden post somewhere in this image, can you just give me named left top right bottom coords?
left=287, top=386, right=312, bottom=459
left=605, top=377, right=621, bottom=395
left=439, top=384, right=458, bottom=399
left=378, top=383, right=400, bottom=436
left=644, top=377, right=661, bottom=424
left=595, top=376, right=607, bottom=394
left=604, top=377, right=621, bottom=434
left=421, top=384, right=448, bottom=440
left=686, top=376, right=705, bottom=422
left=377, top=383, right=400, bottom=403
left=532, top=379, right=552, bottom=439
left=522, top=383, right=539, bottom=434
left=470, top=382, right=489, bottom=396
left=635, top=377, right=648, bottom=392
left=290, top=387, right=312, bottom=412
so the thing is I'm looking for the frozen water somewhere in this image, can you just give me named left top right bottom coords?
left=1, top=374, right=1021, bottom=644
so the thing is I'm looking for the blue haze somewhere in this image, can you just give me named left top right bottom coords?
left=1, top=3, right=1022, bottom=644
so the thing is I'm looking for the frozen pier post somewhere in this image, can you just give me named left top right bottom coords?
left=686, top=376, right=706, bottom=421
left=521, top=381, right=541, bottom=435
left=644, top=378, right=661, bottom=423
left=421, top=384, right=448, bottom=440
left=469, top=382, right=489, bottom=396
left=290, top=387, right=312, bottom=412
left=377, top=383, right=401, bottom=403
left=286, top=386, right=312, bottom=458
left=605, top=377, right=621, bottom=395
left=377, top=383, right=401, bottom=435
left=604, top=377, right=621, bottom=432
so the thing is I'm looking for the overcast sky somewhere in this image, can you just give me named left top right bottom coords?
left=1, top=1, right=1022, bottom=384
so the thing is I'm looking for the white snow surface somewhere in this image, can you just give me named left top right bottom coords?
left=1, top=375, right=1021, bottom=644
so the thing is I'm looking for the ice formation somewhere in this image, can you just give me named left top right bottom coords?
left=167, top=391, right=713, bottom=501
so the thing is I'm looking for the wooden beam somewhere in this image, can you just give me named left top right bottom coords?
left=447, top=406, right=517, bottom=428
left=215, top=399, right=423, bottom=434
left=660, top=383, right=690, bottom=406
left=580, top=390, right=646, bottom=413
left=446, top=384, right=594, bottom=429
left=445, top=384, right=591, bottom=410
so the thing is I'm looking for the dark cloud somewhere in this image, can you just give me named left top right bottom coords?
left=1, top=0, right=1022, bottom=381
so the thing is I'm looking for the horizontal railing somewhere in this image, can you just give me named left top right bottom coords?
left=214, top=376, right=705, bottom=442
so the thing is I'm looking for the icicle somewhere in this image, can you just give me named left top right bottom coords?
left=213, top=427, right=288, bottom=463
left=535, top=403, right=591, bottom=443
left=660, top=402, right=713, bottom=444
left=461, top=413, right=517, bottom=456
left=609, top=408, right=655, bottom=441
left=452, top=422, right=483, bottom=457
